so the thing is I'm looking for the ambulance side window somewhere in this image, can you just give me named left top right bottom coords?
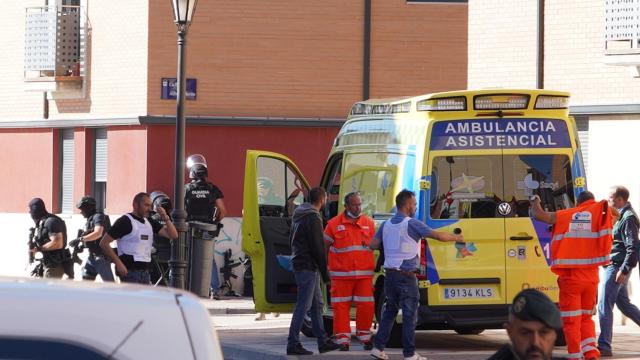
left=323, top=156, right=343, bottom=220
left=257, top=157, right=306, bottom=217
left=505, top=154, right=574, bottom=214
left=430, top=155, right=503, bottom=219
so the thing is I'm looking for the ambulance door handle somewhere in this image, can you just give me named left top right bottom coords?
left=510, top=235, right=533, bottom=241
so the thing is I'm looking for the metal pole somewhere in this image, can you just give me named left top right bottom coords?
left=169, top=28, right=188, bottom=289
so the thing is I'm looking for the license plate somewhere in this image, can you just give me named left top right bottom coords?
left=444, top=287, right=494, bottom=299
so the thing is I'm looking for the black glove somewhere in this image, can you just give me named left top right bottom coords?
left=69, top=237, right=83, bottom=248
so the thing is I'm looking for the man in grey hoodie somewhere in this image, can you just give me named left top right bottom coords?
left=286, top=187, right=340, bottom=355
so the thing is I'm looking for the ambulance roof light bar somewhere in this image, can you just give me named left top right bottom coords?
left=474, top=94, right=529, bottom=110
left=350, top=101, right=411, bottom=116
left=417, top=96, right=466, bottom=111
left=534, top=95, right=569, bottom=109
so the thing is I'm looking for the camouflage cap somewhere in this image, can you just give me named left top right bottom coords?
left=509, top=289, right=562, bottom=330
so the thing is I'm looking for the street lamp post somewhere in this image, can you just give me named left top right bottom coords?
left=169, top=0, right=198, bottom=289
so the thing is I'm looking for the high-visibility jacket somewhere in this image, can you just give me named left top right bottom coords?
left=550, top=199, right=613, bottom=273
left=324, top=212, right=375, bottom=279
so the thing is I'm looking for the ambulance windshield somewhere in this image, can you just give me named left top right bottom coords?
left=430, top=154, right=574, bottom=219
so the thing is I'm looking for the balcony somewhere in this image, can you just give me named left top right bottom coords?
left=23, top=5, right=86, bottom=99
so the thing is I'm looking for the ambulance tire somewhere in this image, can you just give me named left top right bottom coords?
left=454, top=328, right=485, bottom=335
left=374, top=286, right=403, bottom=348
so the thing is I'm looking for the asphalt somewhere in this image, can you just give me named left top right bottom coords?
left=206, top=298, right=640, bottom=360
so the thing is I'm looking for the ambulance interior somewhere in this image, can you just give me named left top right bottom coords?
left=430, top=154, right=575, bottom=219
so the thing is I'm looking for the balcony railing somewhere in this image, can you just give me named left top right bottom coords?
left=605, top=0, right=640, bottom=53
left=24, top=5, right=86, bottom=92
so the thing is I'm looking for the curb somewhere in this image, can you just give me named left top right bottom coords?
left=208, top=308, right=256, bottom=315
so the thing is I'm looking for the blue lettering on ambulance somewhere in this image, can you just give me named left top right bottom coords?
left=430, top=119, right=571, bottom=150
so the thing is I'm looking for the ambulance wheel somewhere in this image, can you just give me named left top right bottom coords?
left=454, top=328, right=484, bottom=335
left=555, top=329, right=566, bottom=346
left=374, top=286, right=403, bottom=348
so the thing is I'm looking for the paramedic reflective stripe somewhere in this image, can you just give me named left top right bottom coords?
left=561, top=309, right=594, bottom=318
left=334, top=333, right=350, bottom=345
left=353, top=296, right=374, bottom=302
left=551, top=255, right=610, bottom=267
left=331, top=296, right=353, bottom=303
left=324, top=234, right=334, bottom=244
left=330, top=245, right=371, bottom=254
left=356, top=330, right=372, bottom=341
left=582, top=345, right=597, bottom=353
left=581, top=337, right=596, bottom=346
left=330, top=270, right=375, bottom=277
left=552, top=229, right=612, bottom=241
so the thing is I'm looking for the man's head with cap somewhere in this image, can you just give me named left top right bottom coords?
left=505, top=289, right=560, bottom=360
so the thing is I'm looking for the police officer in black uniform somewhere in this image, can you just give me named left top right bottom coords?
left=69, top=196, right=114, bottom=282
left=185, top=154, right=226, bottom=223
left=149, top=191, right=173, bottom=286
left=184, top=154, right=227, bottom=295
left=28, top=198, right=70, bottom=279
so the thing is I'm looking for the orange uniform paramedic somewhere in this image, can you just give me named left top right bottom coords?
left=324, top=192, right=376, bottom=351
left=530, top=191, right=614, bottom=360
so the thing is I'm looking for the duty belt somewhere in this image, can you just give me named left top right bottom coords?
left=384, top=268, right=418, bottom=277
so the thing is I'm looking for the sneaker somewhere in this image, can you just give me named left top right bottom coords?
left=286, top=343, right=313, bottom=356
left=254, top=313, right=266, bottom=321
left=339, top=343, right=349, bottom=351
left=370, top=347, right=389, bottom=360
left=404, top=354, right=427, bottom=360
left=362, top=341, right=374, bottom=351
left=318, top=340, right=341, bottom=353
left=598, top=347, right=613, bottom=357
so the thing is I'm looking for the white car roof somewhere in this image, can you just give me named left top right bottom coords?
left=0, top=277, right=222, bottom=359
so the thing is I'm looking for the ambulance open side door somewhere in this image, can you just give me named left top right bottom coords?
left=242, top=150, right=309, bottom=313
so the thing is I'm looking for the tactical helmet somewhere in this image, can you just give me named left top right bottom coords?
left=187, top=154, right=208, bottom=180
left=150, top=191, right=173, bottom=213
left=76, top=196, right=97, bottom=210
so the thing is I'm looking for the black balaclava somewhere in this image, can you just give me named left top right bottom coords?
left=28, top=198, right=47, bottom=222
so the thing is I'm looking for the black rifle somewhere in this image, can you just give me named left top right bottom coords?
left=219, top=249, right=242, bottom=296
left=27, top=227, right=44, bottom=277
left=27, top=227, right=36, bottom=264
left=69, top=229, right=85, bottom=265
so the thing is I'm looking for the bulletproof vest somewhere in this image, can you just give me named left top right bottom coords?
left=85, top=212, right=111, bottom=255
left=185, top=180, right=216, bottom=223
left=36, top=214, right=68, bottom=267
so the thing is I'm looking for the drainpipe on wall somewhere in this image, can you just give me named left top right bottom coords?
left=43, top=92, right=49, bottom=119
left=363, top=0, right=371, bottom=100
left=536, top=0, right=545, bottom=89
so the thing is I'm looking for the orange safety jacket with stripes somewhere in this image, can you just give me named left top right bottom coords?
left=550, top=199, right=613, bottom=274
left=324, top=212, right=376, bottom=280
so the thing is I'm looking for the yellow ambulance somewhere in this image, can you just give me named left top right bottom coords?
left=242, top=89, right=586, bottom=344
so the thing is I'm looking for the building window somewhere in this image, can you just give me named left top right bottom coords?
left=93, top=128, right=107, bottom=211
left=60, top=129, right=75, bottom=214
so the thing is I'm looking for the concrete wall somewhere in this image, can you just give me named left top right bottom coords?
left=0, top=129, right=58, bottom=213
left=145, top=124, right=340, bottom=217
left=105, top=126, right=148, bottom=214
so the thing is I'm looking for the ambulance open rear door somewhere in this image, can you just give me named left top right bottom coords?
left=242, top=150, right=309, bottom=313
